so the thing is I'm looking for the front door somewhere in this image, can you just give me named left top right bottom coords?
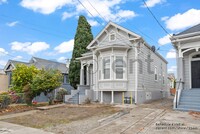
left=191, top=60, right=200, bottom=88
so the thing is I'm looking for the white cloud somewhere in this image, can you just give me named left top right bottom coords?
left=158, top=34, right=172, bottom=45
left=12, top=56, right=23, bottom=60
left=0, top=48, right=8, bottom=56
left=161, top=16, right=169, bottom=21
left=62, top=12, right=76, bottom=20
left=6, top=21, right=19, bottom=27
left=20, top=0, right=137, bottom=23
left=54, top=39, right=74, bottom=53
left=164, top=9, right=200, bottom=31
left=142, top=0, right=166, bottom=8
left=57, top=57, right=66, bottom=62
left=88, top=20, right=99, bottom=26
left=11, top=41, right=50, bottom=55
left=20, top=0, right=73, bottom=14
left=0, top=60, right=7, bottom=67
left=168, top=66, right=177, bottom=73
left=0, top=0, right=7, bottom=4
left=166, top=49, right=176, bottom=59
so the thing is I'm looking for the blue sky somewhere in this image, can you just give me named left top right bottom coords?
left=0, top=0, right=200, bottom=76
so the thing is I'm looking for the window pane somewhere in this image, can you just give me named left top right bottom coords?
left=115, top=56, right=124, bottom=79
left=103, top=57, right=110, bottom=79
left=104, top=69, right=110, bottom=79
left=116, top=68, right=123, bottom=79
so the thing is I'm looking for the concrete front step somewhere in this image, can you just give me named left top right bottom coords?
left=177, top=105, right=200, bottom=110
left=180, top=96, right=200, bottom=100
left=179, top=102, right=200, bottom=106
left=175, top=108, right=200, bottom=112
left=181, top=93, right=200, bottom=96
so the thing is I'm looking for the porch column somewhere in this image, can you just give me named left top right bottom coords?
left=80, top=64, right=84, bottom=85
left=111, top=91, right=114, bottom=104
left=178, top=57, right=184, bottom=89
left=86, top=65, right=90, bottom=85
left=100, top=91, right=103, bottom=103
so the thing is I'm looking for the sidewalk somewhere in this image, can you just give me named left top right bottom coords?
left=0, top=121, right=53, bottom=134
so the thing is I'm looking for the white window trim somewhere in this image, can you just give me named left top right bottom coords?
left=102, top=56, right=111, bottom=80
left=109, top=33, right=116, bottom=41
left=163, top=72, right=165, bottom=84
left=154, top=66, right=158, bottom=81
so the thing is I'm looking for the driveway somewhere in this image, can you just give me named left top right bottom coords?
left=87, top=97, right=200, bottom=134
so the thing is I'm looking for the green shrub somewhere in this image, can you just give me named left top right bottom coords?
left=56, top=88, right=68, bottom=101
left=0, top=92, right=11, bottom=108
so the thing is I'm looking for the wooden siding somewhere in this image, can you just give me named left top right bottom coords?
left=137, top=44, right=168, bottom=91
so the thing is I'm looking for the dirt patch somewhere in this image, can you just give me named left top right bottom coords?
left=0, top=102, right=64, bottom=116
left=0, top=105, right=36, bottom=115
left=2, top=104, right=121, bottom=129
left=189, top=111, right=200, bottom=118
left=138, top=97, right=174, bottom=111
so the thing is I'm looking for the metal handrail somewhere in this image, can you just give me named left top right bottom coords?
left=175, top=78, right=181, bottom=108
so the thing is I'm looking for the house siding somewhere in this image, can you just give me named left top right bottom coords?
left=127, top=47, right=136, bottom=91
left=137, top=44, right=168, bottom=103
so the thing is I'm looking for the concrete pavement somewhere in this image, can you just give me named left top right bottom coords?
left=0, top=121, right=53, bottom=134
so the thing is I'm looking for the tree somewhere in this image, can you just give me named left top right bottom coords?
left=12, top=64, right=62, bottom=104
left=69, top=15, right=93, bottom=89
left=31, top=69, right=62, bottom=104
left=11, top=64, right=39, bottom=93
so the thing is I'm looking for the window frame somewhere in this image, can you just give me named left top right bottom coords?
left=102, top=56, right=111, bottom=80
left=154, top=66, right=158, bottom=81
left=114, top=56, right=125, bottom=80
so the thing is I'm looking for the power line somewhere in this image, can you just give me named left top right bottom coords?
left=77, top=0, right=102, bottom=25
left=142, top=0, right=173, bottom=39
left=86, top=0, right=108, bottom=22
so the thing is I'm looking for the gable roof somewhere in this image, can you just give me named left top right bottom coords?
left=4, top=57, right=68, bottom=74
left=87, top=21, right=141, bottom=49
left=31, top=57, right=68, bottom=74
left=175, top=23, right=200, bottom=36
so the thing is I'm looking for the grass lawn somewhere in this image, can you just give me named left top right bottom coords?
left=2, top=104, right=121, bottom=129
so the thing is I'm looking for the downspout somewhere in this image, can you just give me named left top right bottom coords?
left=135, top=43, right=138, bottom=104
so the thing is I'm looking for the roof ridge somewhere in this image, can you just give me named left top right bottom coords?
left=32, top=57, right=66, bottom=65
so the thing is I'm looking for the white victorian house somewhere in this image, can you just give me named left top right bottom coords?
left=65, top=22, right=168, bottom=104
left=171, top=23, right=200, bottom=111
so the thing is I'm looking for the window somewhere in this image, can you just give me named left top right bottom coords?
left=115, top=56, right=124, bottom=79
left=109, top=33, right=116, bottom=41
left=163, top=73, right=165, bottom=84
left=103, top=57, right=110, bottom=79
left=9, top=73, right=12, bottom=86
left=154, top=67, right=158, bottom=81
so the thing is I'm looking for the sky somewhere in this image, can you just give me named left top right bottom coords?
left=0, top=0, right=200, bottom=76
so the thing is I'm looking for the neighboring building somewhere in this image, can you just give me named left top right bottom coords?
left=65, top=22, right=168, bottom=104
left=0, top=69, right=8, bottom=92
left=171, top=23, right=200, bottom=111
left=168, top=73, right=175, bottom=89
left=4, top=57, right=74, bottom=102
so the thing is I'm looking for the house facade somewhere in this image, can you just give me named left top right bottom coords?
left=171, top=23, right=200, bottom=111
left=4, top=57, right=74, bottom=102
left=0, top=69, right=8, bottom=92
left=73, top=22, right=168, bottom=104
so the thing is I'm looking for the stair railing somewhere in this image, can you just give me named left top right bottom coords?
left=174, top=78, right=182, bottom=108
